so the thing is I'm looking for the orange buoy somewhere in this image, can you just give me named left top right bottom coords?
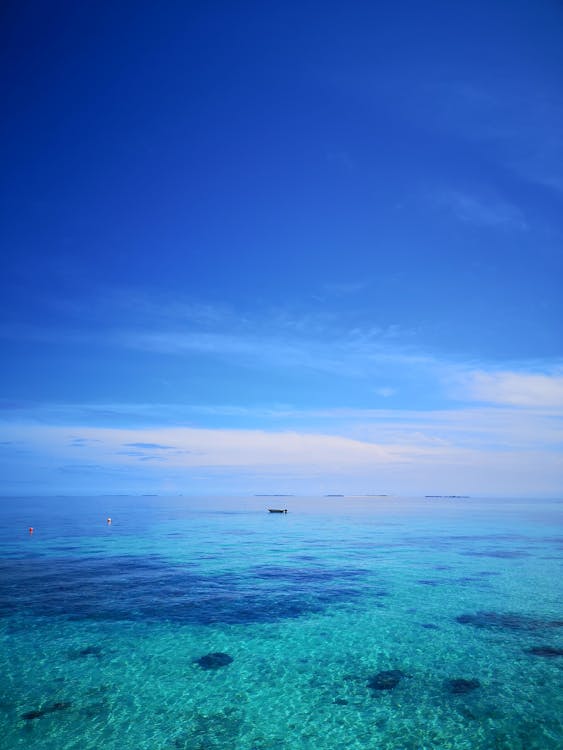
left=28, top=527, right=34, bottom=534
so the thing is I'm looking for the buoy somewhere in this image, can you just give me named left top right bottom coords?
left=28, top=527, right=34, bottom=534
left=107, top=517, right=112, bottom=525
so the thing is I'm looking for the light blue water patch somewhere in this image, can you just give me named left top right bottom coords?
left=0, top=495, right=562, bottom=749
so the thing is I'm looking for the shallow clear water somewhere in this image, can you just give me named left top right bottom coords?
left=1, top=495, right=562, bottom=750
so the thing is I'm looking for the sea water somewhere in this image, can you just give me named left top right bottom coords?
left=0, top=495, right=561, bottom=750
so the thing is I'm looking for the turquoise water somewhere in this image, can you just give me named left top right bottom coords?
left=1, top=495, right=562, bottom=750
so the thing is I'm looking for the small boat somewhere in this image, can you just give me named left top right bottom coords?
left=268, top=508, right=288, bottom=513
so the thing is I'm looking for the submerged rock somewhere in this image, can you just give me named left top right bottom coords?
left=525, top=646, right=563, bottom=657
left=445, top=678, right=481, bottom=695
left=367, top=670, right=404, bottom=691
left=69, top=645, right=102, bottom=659
left=334, top=698, right=349, bottom=705
left=21, top=701, right=72, bottom=720
left=462, top=549, right=529, bottom=558
left=455, top=611, right=563, bottom=631
left=2, top=553, right=364, bottom=627
left=195, top=652, right=233, bottom=670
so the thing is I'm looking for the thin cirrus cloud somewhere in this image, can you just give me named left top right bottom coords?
left=114, top=327, right=421, bottom=377
left=1, top=396, right=562, bottom=448
left=462, top=370, right=563, bottom=408
left=1, top=289, right=562, bottom=495
left=431, top=189, right=527, bottom=229
left=419, top=77, right=563, bottom=195
left=122, top=442, right=176, bottom=450
left=374, top=387, right=396, bottom=398
left=0, top=285, right=417, bottom=372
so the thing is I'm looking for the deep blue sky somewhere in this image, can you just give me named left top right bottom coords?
left=1, top=1, right=562, bottom=495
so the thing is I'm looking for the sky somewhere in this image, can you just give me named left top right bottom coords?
left=1, top=0, right=562, bottom=497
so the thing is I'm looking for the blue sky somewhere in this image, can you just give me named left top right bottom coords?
left=1, top=1, right=562, bottom=496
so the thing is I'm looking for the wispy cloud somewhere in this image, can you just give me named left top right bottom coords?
left=115, top=324, right=427, bottom=378
left=58, top=463, right=123, bottom=476
left=1, top=424, right=563, bottom=494
left=2, top=384, right=562, bottom=495
left=123, top=442, right=176, bottom=450
left=462, top=370, right=563, bottom=408
left=51, top=287, right=235, bottom=329
left=431, top=189, right=527, bottom=230
left=419, top=77, right=563, bottom=198
left=1, top=282, right=562, bottom=495
left=69, top=437, right=102, bottom=447
left=0, top=286, right=420, bottom=378
left=374, top=387, right=396, bottom=398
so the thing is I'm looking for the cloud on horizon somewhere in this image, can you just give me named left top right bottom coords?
left=1, top=381, right=561, bottom=496
left=1, top=284, right=561, bottom=496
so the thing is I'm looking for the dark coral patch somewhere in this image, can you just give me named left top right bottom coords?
left=0, top=554, right=365, bottom=625
left=456, top=611, right=563, bottom=631
left=334, top=698, right=348, bottom=705
left=251, top=565, right=366, bottom=582
left=462, top=549, right=530, bottom=558
left=68, top=645, right=102, bottom=659
left=195, top=652, right=233, bottom=670
left=367, top=670, right=404, bottom=691
left=525, top=646, right=563, bottom=657
left=445, top=678, right=481, bottom=695
left=21, top=701, right=72, bottom=720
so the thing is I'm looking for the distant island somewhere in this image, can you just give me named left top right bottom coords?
left=324, top=494, right=344, bottom=497
left=425, top=495, right=470, bottom=499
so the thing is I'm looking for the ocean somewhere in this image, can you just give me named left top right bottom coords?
left=0, top=494, right=561, bottom=750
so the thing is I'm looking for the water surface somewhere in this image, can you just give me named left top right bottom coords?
left=1, top=495, right=562, bottom=749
